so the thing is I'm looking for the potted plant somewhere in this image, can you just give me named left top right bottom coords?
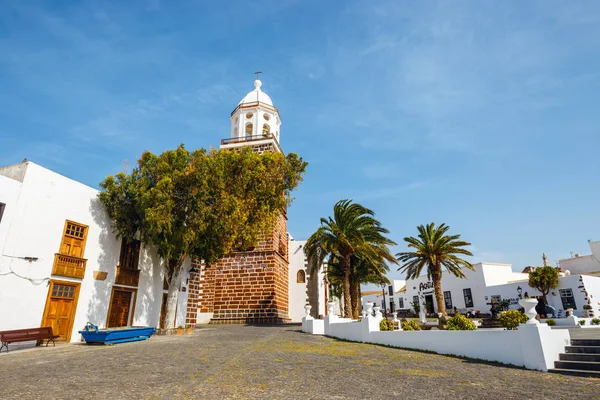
left=176, top=325, right=185, bottom=335
left=186, top=326, right=194, bottom=334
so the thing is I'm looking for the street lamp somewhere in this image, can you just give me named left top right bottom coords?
left=517, top=286, right=523, bottom=299
left=381, top=281, right=387, bottom=317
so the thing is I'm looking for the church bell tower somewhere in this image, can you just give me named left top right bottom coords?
left=221, top=79, right=282, bottom=154
left=193, top=78, right=291, bottom=324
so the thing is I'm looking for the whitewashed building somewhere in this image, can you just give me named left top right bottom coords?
left=386, top=261, right=600, bottom=318
left=0, top=161, right=194, bottom=343
left=287, top=238, right=335, bottom=321
left=558, top=240, right=600, bottom=276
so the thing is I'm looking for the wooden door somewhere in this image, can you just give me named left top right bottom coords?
left=107, top=289, right=134, bottom=328
left=41, top=281, right=80, bottom=341
left=60, top=221, right=87, bottom=257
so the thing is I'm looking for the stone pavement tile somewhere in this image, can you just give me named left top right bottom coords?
left=0, top=325, right=598, bottom=400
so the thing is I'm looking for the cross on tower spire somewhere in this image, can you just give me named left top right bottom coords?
left=254, top=71, right=262, bottom=80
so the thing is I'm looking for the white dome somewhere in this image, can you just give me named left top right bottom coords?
left=238, top=79, right=273, bottom=106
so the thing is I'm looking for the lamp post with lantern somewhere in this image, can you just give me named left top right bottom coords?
left=380, top=281, right=388, bottom=317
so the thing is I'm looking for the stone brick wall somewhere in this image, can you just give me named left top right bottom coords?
left=196, top=213, right=290, bottom=324
left=185, top=265, right=201, bottom=327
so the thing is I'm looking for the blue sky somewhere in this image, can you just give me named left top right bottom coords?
left=1, top=1, right=599, bottom=280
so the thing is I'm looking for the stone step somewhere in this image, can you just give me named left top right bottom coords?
left=559, top=353, right=600, bottom=362
left=565, top=345, right=600, bottom=354
left=571, top=339, right=600, bottom=347
left=554, top=360, right=600, bottom=371
left=549, top=368, right=600, bottom=378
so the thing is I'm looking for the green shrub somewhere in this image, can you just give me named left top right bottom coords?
left=446, top=314, right=476, bottom=330
left=592, top=318, right=600, bottom=326
left=402, top=320, right=421, bottom=331
left=579, top=319, right=586, bottom=326
left=380, top=318, right=394, bottom=331
left=546, top=318, right=556, bottom=326
left=498, top=310, right=528, bottom=330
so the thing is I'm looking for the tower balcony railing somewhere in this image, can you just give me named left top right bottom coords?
left=221, top=133, right=282, bottom=153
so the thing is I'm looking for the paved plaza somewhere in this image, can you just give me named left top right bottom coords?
left=1, top=324, right=599, bottom=399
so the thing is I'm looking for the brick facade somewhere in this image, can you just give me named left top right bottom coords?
left=191, top=214, right=290, bottom=324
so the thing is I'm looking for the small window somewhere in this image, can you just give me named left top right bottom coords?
left=245, top=123, right=253, bottom=136
left=245, top=112, right=253, bottom=119
left=119, top=239, right=141, bottom=270
left=65, top=222, right=86, bottom=238
left=398, top=297, right=404, bottom=309
left=444, top=291, right=453, bottom=309
left=463, top=288, right=474, bottom=308
left=297, top=270, right=306, bottom=283
left=264, top=113, right=270, bottom=121
left=51, top=284, right=76, bottom=299
left=559, top=288, right=577, bottom=310
left=0, top=202, right=5, bottom=224
left=412, top=295, right=419, bottom=305
left=388, top=285, right=394, bottom=296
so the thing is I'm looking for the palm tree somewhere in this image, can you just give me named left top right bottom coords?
left=396, top=223, right=473, bottom=317
left=350, top=255, right=390, bottom=318
left=305, top=200, right=396, bottom=319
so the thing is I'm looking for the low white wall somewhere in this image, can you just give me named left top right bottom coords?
left=305, top=313, right=570, bottom=372
left=304, top=319, right=324, bottom=335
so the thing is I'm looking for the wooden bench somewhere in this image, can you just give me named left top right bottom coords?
left=0, top=327, right=59, bottom=353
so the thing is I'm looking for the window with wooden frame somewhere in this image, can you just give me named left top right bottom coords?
left=119, top=239, right=141, bottom=270
left=59, top=221, right=88, bottom=257
left=52, top=220, right=88, bottom=279
left=297, top=270, right=306, bottom=283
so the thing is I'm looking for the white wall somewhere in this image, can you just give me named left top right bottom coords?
left=0, top=162, right=189, bottom=341
left=288, top=239, right=308, bottom=322
left=0, top=173, right=23, bottom=258
left=558, top=241, right=600, bottom=274
left=305, top=312, right=571, bottom=372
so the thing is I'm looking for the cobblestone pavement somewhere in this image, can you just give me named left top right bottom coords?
left=1, top=325, right=599, bottom=400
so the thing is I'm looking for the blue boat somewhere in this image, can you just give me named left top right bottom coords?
left=79, top=323, right=156, bottom=345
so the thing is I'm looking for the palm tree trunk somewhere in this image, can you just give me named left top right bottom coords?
left=432, top=267, right=447, bottom=317
left=351, top=280, right=360, bottom=319
left=342, top=272, right=352, bottom=319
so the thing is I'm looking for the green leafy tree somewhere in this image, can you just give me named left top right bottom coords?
left=305, top=200, right=396, bottom=319
left=396, top=223, right=473, bottom=317
left=99, top=145, right=307, bottom=328
left=528, top=266, right=559, bottom=306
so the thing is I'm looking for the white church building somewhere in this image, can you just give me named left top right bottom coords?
left=0, top=79, right=317, bottom=344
